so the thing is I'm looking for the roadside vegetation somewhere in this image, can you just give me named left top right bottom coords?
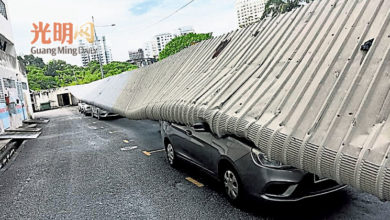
left=18, top=55, right=138, bottom=91
left=158, top=33, right=212, bottom=60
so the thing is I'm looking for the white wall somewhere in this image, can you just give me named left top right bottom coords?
left=31, top=87, right=76, bottom=111
left=0, top=0, right=15, bottom=56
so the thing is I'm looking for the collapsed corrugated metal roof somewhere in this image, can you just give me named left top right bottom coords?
left=70, top=0, right=390, bottom=200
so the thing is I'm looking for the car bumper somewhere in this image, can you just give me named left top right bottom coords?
left=259, top=178, right=346, bottom=202
left=99, top=111, right=118, bottom=118
left=235, top=154, right=345, bottom=202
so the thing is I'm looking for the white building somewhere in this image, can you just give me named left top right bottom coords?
left=177, top=26, right=195, bottom=36
left=0, top=0, right=34, bottom=131
left=79, top=36, right=113, bottom=67
left=155, top=33, right=175, bottom=54
left=236, top=0, right=265, bottom=28
left=31, top=87, right=78, bottom=112
left=144, top=41, right=158, bottom=59
left=144, top=33, right=176, bottom=59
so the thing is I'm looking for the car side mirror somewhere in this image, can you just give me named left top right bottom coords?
left=193, top=122, right=210, bottom=132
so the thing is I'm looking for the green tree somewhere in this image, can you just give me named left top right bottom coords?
left=159, top=33, right=213, bottom=60
left=22, top=55, right=138, bottom=91
left=44, top=60, right=68, bottom=76
left=262, top=0, right=313, bottom=19
left=26, top=66, right=58, bottom=90
left=18, top=55, right=45, bottom=68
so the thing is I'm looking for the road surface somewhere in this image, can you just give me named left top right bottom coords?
left=0, top=107, right=389, bottom=219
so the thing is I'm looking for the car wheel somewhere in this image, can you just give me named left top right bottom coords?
left=222, top=167, right=243, bottom=204
left=166, top=143, right=177, bottom=167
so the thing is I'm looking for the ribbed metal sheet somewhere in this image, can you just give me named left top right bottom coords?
left=70, top=0, right=390, bottom=201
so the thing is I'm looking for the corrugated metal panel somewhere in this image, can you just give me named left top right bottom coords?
left=70, top=0, right=390, bottom=200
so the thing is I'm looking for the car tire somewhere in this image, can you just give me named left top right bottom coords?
left=166, top=143, right=177, bottom=167
left=222, top=166, right=243, bottom=205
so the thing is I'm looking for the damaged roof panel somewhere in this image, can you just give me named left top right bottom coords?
left=70, top=0, right=390, bottom=200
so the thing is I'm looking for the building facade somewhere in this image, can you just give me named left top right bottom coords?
left=128, top=48, right=156, bottom=67
left=0, top=0, right=33, bottom=132
left=155, top=33, right=174, bottom=54
left=236, top=0, right=265, bottom=28
left=128, top=48, right=144, bottom=61
left=144, top=33, right=175, bottom=59
left=79, top=36, right=113, bottom=67
left=144, top=41, right=158, bottom=59
left=30, top=87, right=78, bottom=112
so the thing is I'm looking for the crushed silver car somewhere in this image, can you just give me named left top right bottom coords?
left=91, top=106, right=119, bottom=120
left=78, top=102, right=86, bottom=113
left=83, top=104, right=92, bottom=116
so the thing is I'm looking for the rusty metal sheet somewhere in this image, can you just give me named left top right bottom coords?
left=70, top=0, right=390, bottom=201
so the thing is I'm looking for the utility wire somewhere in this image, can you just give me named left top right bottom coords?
left=101, top=1, right=196, bottom=38
left=145, top=0, right=196, bottom=29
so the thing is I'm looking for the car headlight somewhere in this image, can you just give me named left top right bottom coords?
left=251, top=148, right=289, bottom=169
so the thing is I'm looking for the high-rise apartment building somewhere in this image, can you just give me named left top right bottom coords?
left=144, top=33, right=175, bottom=59
left=236, top=0, right=265, bottom=28
left=155, top=33, right=175, bottom=54
left=79, top=36, right=112, bottom=67
left=144, top=41, right=158, bottom=59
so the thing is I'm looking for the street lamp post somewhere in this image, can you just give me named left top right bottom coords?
left=92, top=16, right=115, bottom=79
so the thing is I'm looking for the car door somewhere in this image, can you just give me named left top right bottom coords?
left=167, top=124, right=192, bottom=160
left=182, top=126, right=222, bottom=175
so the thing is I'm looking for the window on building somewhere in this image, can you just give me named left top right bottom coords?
left=17, top=82, right=24, bottom=101
left=9, top=79, right=16, bottom=88
left=0, top=79, right=5, bottom=103
left=0, top=0, right=7, bottom=19
left=22, top=82, right=28, bottom=90
left=3, top=78, right=9, bottom=88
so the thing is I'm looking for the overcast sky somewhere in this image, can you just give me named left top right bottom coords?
left=7, top=0, right=238, bottom=65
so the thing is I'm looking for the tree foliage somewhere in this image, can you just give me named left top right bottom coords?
left=18, top=55, right=45, bottom=68
left=159, top=33, right=213, bottom=60
left=18, top=55, right=138, bottom=91
left=262, top=0, right=313, bottom=19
